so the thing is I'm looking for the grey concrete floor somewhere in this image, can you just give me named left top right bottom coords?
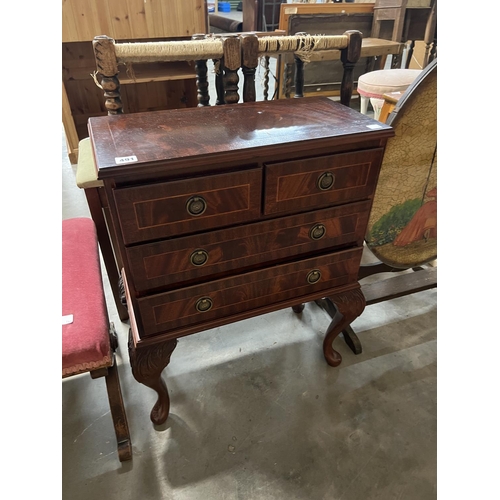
left=61, top=35, right=437, bottom=496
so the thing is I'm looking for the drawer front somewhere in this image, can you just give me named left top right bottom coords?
left=264, top=149, right=384, bottom=215
left=127, top=200, right=372, bottom=292
left=114, top=169, right=262, bottom=245
left=137, top=247, right=362, bottom=336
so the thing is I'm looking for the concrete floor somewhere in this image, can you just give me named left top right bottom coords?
left=61, top=27, right=437, bottom=497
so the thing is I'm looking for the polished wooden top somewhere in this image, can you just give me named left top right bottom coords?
left=89, top=97, right=393, bottom=178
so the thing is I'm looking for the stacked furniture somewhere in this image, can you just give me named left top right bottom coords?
left=276, top=0, right=436, bottom=99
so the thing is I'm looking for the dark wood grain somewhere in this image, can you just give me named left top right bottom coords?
left=241, top=34, right=259, bottom=103
left=114, top=169, right=262, bottom=244
left=192, top=34, right=210, bottom=107
left=137, top=248, right=363, bottom=336
left=89, top=94, right=394, bottom=426
left=89, top=97, right=393, bottom=177
left=127, top=201, right=372, bottom=293
left=222, top=37, right=240, bottom=104
left=340, top=30, right=362, bottom=106
left=264, top=148, right=384, bottom=215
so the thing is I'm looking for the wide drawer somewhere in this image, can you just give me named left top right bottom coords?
left=136, top=247, right=363, bottom=336
left=114, top=168, right=262, bottom=245
left=127, top=200, right=372, bottom=293
left=264, top=149, right=384, bottom=215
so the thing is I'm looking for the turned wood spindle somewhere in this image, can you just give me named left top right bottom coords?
left=283, top=58, right=293, bottom=99
left=241, top=34, right=259, bottom=103
left=263, top=56, right=270, bottom=101
left=192, top=34, right=210, bottom=106
left=93, top=35, right=123, bottom=114
left=222, top=37, right=241, bottom=104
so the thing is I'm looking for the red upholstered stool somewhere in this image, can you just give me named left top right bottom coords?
left=62, top=217, right=132, bottom=462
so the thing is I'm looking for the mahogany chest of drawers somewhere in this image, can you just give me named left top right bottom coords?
left=89, top=96, right=394, bottom=425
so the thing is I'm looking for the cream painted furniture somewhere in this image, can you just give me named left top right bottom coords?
left=357, top=67, right=421, bottom=119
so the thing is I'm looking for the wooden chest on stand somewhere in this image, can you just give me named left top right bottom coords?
left=89, top=96, right=394, bottom=425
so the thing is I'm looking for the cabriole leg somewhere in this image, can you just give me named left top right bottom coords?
left=128, top=332, right=178, bottom=425
left=322, top=286, right=366, bottom=367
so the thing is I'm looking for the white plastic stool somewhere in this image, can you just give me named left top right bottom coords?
left=357, top=68, right=422, bottom=120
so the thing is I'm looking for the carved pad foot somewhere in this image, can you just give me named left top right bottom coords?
left=128, top=331, right=178, bottom=425
left=322, top=286, right=366, bottom=367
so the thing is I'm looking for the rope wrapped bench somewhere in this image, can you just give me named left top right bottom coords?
left=92, top=31, right=361, bottom=110
left=62, top=217, right=132, bottom=462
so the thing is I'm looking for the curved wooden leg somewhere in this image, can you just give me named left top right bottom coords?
left=128, top=331, right=178, bottom=425
left=322, top=286, right=366, bottom=367
left=292, top=303, right=305, bottom=314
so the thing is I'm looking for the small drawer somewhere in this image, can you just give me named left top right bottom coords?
left=264, top=149, right=384, bottom=215
left=137, top=247, right=363, bottom=336
left=114, top=168, right=262, bottom=245
left=127, top=200, right=372, bottom=293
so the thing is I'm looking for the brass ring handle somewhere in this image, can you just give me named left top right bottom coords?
left=317, top=172, right=335, bottom=191
left=186, top=196, right=207, bottom=216
left=309, top=223, right=326, bottom=240
left=190, top=249, right=209, bottom=266
left=195, top=297, right=213, bottom=312
left=306, top=269, right=321, bottom=284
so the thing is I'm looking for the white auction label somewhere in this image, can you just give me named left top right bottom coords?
left=115, top=155, right=138, bottom=164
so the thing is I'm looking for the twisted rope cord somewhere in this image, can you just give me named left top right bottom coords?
left=258, top=35, right=348, bottom=61
left=113, top=35, right=348, bottom=64
left=115, top=39, right=225, bottom=63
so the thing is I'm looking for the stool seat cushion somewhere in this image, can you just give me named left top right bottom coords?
left=75, top=138, right=103, bottom=189
left=357, top=69, right=422, bottom=99
left=62, top=218, right=111, bottom=377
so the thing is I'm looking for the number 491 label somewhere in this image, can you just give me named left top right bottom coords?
left=115, top=155, right=138, bottom=164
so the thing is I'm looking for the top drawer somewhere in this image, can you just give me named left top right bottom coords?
left=264, top=149, right=384, bottom=215
left=114, top=169, right=262, bottom=245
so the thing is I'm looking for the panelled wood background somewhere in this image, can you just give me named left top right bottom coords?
left=62, top=0, right=207, bottom=41
left=62, top=0, right=207, bottom=163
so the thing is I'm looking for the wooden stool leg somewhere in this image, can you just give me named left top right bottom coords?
left=360, top=95, right=369, bottom=115
left=104, top=362, right=132, bottom=461
left=370, top=97, right=385, bottom=121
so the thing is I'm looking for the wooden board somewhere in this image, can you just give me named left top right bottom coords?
left=62, top=0, right=208, bottom=42
left=278, top=3, right=374, bottom=31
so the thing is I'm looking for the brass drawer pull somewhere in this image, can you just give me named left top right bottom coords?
left=195, top=297, right=213, bottom=312
left=309, top=223, right=326, bottom=240
left=186, top=196, right=207, bottom=216
left=190, top=249, right=209, bottom=266
left=317, top=172, right=335, bottom=191
left=306, top=269, right=321, bottom=284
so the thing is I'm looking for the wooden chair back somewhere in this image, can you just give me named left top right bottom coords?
left=371, top=0, right=409, bottom=42
left=92, top=31, right=362, bottom=113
